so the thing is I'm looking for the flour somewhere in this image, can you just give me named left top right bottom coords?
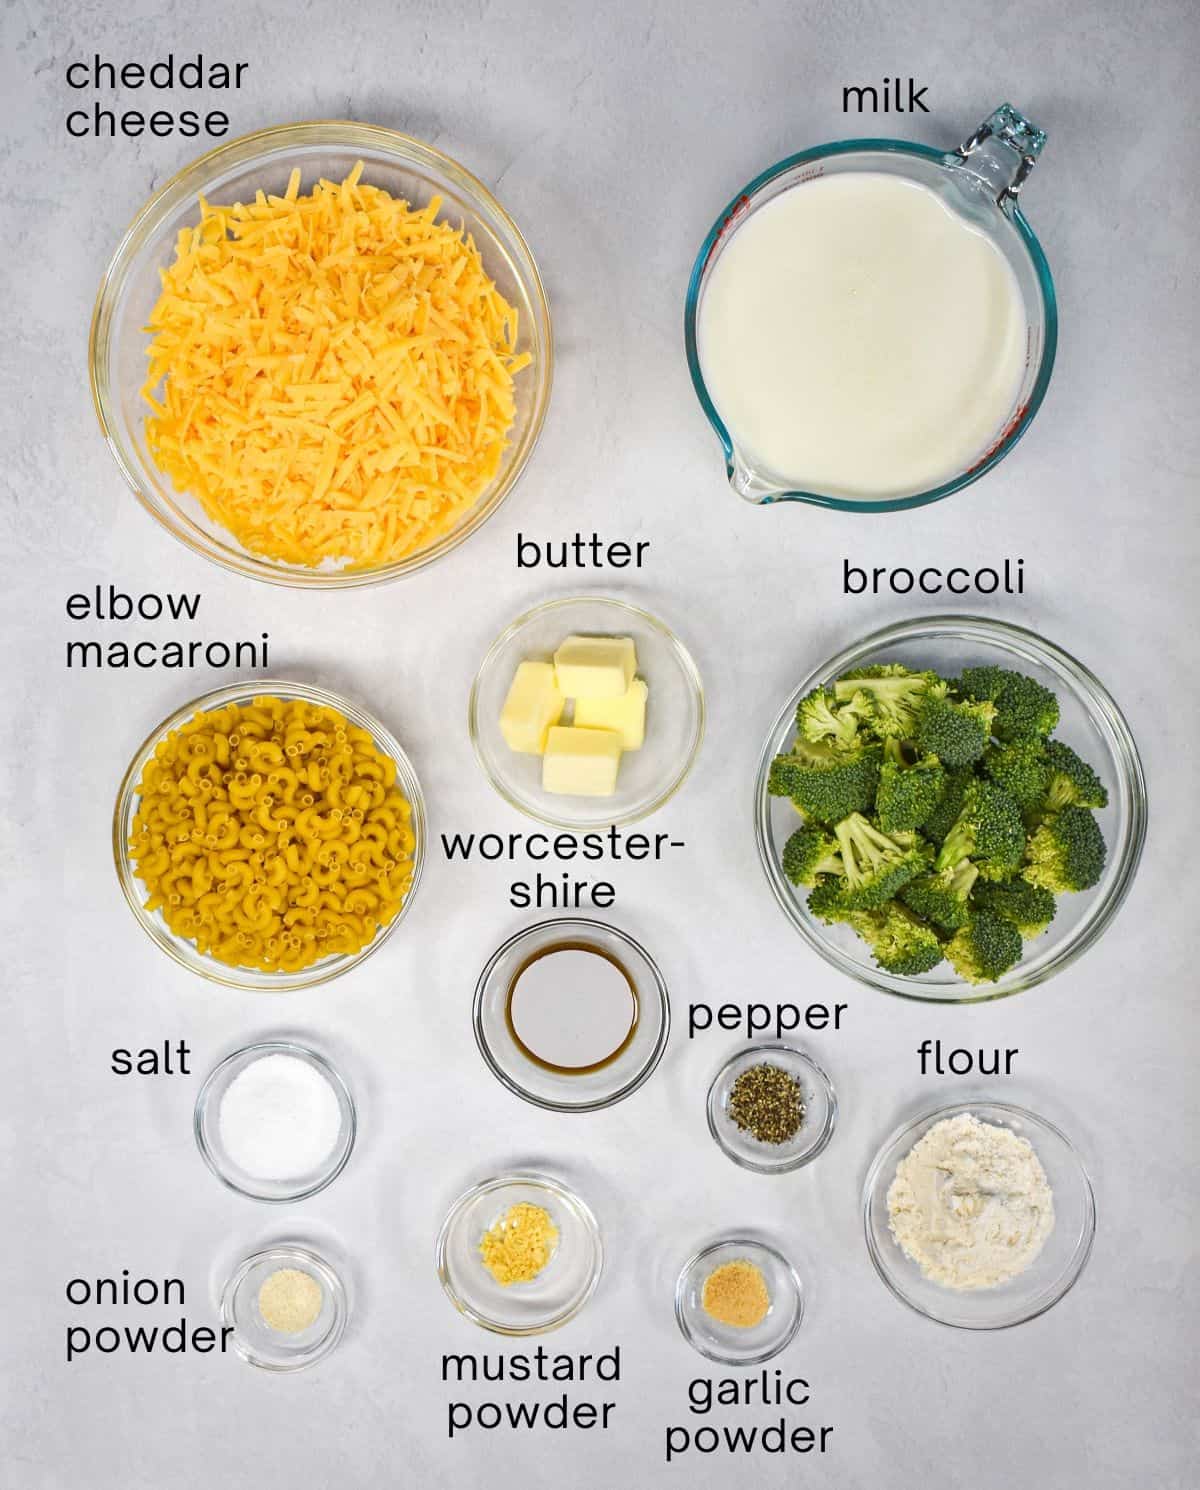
left=886, top=1112, right=1055, bottom=1290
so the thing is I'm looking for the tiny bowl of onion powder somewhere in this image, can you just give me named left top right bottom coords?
left=707, top=1043, right=837, bottom=1174
left=222, top=1244, right=348, bottom=1371
left=195, top=1041, right=357, bottom=1202
left=863, top=1101, right=1096, bottom=1330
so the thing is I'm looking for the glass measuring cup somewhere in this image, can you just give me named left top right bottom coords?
left=684, top=104, right=1056, bottom=512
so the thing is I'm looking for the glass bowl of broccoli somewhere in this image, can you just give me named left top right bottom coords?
left=753, top=615, right=1146, bottom=1002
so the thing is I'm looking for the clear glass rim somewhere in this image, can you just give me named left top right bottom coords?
left=89, top=119, right=553, bottom=589
left=221, top=1243, right=348, bottom=1371
left=472, top=916, right=671, bottom=1112
left=673, top=1236, right=805, bottom=1365
left=861, top=1099, right=1097, bottom=1331
left=194, top=1040, right=357, bottom=1202
left=705, top=1041, right=838, bottom=1173
left=684, top=135, right=1058, bottom=513
left=112, top=677, right=427, bottom=990
left=467, top=594, right=706, bottom=829
left=753, top=613, right=1148, bottom=1004
left=434, top=1171, right=604, bottom=1336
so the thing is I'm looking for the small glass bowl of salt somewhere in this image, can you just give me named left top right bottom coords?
left=195, top=1040, right=357, bottom=1202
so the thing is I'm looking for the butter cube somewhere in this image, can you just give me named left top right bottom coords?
left=574, top=678, right=648, bottom=750
left=542, top=726, right=623, bottom=797
left=553, top=635, right=637, bottom=699
left=499, top=661, right=564, bottom=754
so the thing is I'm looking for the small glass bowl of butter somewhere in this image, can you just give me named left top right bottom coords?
left=469, top=596, right=705, bottom=828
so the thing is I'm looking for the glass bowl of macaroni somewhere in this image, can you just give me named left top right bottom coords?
left=90, top=121, right=552, bottom=588
left=113, top=679, right=426, bottom=990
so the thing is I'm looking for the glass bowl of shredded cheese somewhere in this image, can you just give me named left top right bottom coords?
left=113, top=678, right=426, bottom=990
left=90, top=121, right=552, bottom=587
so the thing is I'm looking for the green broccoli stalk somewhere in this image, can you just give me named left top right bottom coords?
left=875, top=738, right=947, bottom=833
left=832, top=665, right=938, bottom=739
left=982, top=739, right=1052, bottom=817
left=781, top=824, right=843, bottom=887
left=1041, top=739, right=1109, bottom=813
left=899, top=859, right=980, bottom=933
left=973, top=876, right=1057, bottom=938
left=934, top=779, right=1026, bottom=881
left=1025, top=805, right=1107, bottom=892
left=795, top=685, right=872, bottom=752
left=847, top=903, right=944, bottom=975
left=958, top=665, right=1059, bottom=742
left=829, top=812, right=931, bottom=910
left=944, top=910, right=1024, bottom=984
left=768, top=740, right=883, bottom=824
left=914, top=688, right=996, bottom=767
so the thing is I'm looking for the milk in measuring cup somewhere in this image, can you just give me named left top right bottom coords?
left=697, top=172, right=1026, bottom=500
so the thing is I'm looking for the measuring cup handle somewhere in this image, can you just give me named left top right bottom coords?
left=953, top=103, right=1047, bottom=210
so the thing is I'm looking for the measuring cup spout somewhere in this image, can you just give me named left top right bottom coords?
left=952, top=103, right=1047, bottom=211
left=727, top=447, right=782, bottom=505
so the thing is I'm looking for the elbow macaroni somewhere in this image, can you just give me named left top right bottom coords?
left=129, top=696, right=416, bottom=973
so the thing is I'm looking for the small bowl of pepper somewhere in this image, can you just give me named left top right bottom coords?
left=706, top=1043, right=837, bottom=1174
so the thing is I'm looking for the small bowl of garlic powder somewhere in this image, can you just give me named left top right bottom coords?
left=221, top=1244, right=348, bottom=1371
left=674, top=1237, right=804, bottom=1365
left=863, top=1100, right=1096, bottom=1329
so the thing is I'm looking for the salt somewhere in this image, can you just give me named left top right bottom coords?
left=218, top=1053, right=342, bottom=1180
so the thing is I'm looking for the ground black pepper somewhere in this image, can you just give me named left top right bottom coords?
left=727, top=1063, right=805, bottom=1144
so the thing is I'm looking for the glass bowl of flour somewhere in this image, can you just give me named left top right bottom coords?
left=863, top=1101, right=1096, bottom=1329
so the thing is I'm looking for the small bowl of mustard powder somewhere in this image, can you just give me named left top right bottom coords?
left=675, top=1238, right=804, bottom=1365
left=436, top=1172, right=602, bottom=1336
left=707, top=1043, right=837, bottom=1174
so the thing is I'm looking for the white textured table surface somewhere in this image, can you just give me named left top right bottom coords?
left=3, top=1, right=1198, bottom=1486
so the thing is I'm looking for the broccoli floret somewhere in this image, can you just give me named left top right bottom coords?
left=875, top=739, right=947, bottom=833
left=958, top=665, right=1059, bottom=742
left=807, top=877, right=853, bottom=924
left=954, top=664, right=1010, bottom=704
left=847, top=903, right=944, bottom=976
left=934, top=779, right=1025, bottom=881
left=832, top=665, right=939, bottom=739
left=795, top=685, right=872, bottom=752
left=899, top=859, right=980, bottom=933
left=781, top=824, right=843, bottom=887
left=944, top=910, right=1024, bottom=984
left=982, top=739, right=1052, bottom=817
left=768, top=741, right=883, bottom=824
left=1025, top=805, right=1106, bottom=892
left=828, top=812, right=931, bottom=910
left=1042, top=739, right=1109, bottom=813
left=973, top=876, right=1057, bottom=938
left=921, top=767, right=974, bottom=846
left=914, top=689, right=996, bottom=767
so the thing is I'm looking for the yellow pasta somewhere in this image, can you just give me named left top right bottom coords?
left=141, top=164, right=531, bottom=571
left=129, top=696, right=416, bottom=973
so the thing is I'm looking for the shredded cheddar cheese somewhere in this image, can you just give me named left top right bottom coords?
left=142, top=163, right=531, bottom=570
